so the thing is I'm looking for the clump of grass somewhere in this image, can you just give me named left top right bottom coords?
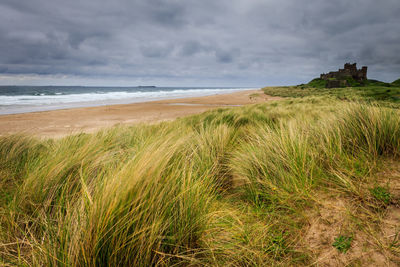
left=370, top=186, right=392, bottom=205
left=73, top=136, right=217, bottom=266
left=230, top=121, right=320, bottom=204
left=332, top=235, right=353, bottom=253
left=0, top=134, right=48, bottom=182
left=266, top=232, right=289, bottom=258
left=337, top=105, right=400, bottom=158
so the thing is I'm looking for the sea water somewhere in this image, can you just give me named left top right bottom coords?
left=0, top=86, right=256, bottom=115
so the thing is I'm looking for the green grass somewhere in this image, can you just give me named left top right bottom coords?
left=345, top=77, right=363, bottom=87
left=392, top=78, right=400, bottom=86
left=366, top=79, right=392, bottom=87
left=370, top=186, right=392, bottom=205
left=332, top=235, right=353, bottom=253
left=1, top=89, right=400, bottom=265
left=305, top=77, right=393, bottom=89
left=263, top=84, right=400, bottom=108
left=299, top=77, right=398, bottom=92
left=306, top=78, right=327, bottom=88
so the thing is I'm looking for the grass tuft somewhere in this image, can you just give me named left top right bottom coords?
left=332, top=235, right=353, bottom=253
left=370, top=186, right=392, bottom=205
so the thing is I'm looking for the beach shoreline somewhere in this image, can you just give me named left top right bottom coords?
left=0, top=89, right=280, bottom=138
left=0, top=87, right=257, bottom=115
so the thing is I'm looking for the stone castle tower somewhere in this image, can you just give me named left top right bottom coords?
left=320, top=63, right=367, bottom=88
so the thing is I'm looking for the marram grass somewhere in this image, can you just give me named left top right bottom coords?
left=1, top=98, right=400, bottom=266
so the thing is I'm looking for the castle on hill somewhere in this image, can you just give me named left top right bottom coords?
left=320, top=63, right=368, bottom=88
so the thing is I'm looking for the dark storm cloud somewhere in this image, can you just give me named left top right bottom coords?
left=0, top=0, right=400, bottom=86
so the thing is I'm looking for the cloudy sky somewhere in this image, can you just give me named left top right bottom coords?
left=0, top=0, right=399, bottom=87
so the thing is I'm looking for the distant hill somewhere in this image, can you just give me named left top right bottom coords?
left=306, top=78, right=326, bottom=88
left=301, top=78, right=397, bottom=88
left=392, top=79, right=400, bottom=86
left=365, top=79, right=392, bottom=87
left=304, top=63, right=399, bottom=89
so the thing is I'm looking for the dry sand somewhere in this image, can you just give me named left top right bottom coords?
left=0, top=89, right=280, bottom=138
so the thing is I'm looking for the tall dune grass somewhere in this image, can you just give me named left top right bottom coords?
left=1, top=99, right=399, bottom=265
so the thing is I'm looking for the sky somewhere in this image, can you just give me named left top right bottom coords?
left=0, top=0, right=399, bottom=87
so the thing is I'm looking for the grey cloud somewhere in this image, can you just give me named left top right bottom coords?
left=215, top=49, right=238, bottom=64
left=180, top=41, right=208, bottom=56
left=145, top=0, right=186, bottom=27
left=0, top=0, right=399, bottom=86
left=140, top=43, right=174, bottom=58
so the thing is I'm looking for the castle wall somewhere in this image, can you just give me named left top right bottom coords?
left=320, top=63, right=367, bottom=83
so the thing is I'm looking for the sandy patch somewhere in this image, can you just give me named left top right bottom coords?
left=303, top=162, right=400, bottom=266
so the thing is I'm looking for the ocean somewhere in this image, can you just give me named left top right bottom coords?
left=0, top=86, right=256, bottom=115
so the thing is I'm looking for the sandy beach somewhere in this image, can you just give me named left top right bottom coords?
left=0, top=89, right=280, bottom=137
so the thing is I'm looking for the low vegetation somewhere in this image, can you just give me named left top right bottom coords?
left=301, top=77, right=399, bottom=89
left=370, top=186, right=392, bottom=205
left=263, top=82, right=400, bottom=108
left=332, top=236, right=353, bottom=254
left=391, top=78, right=400, bottom=87
left=1, top=84, right=400, bottom=265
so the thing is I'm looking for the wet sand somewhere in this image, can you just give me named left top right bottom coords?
left=0, top=89, right=280, bottom=138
